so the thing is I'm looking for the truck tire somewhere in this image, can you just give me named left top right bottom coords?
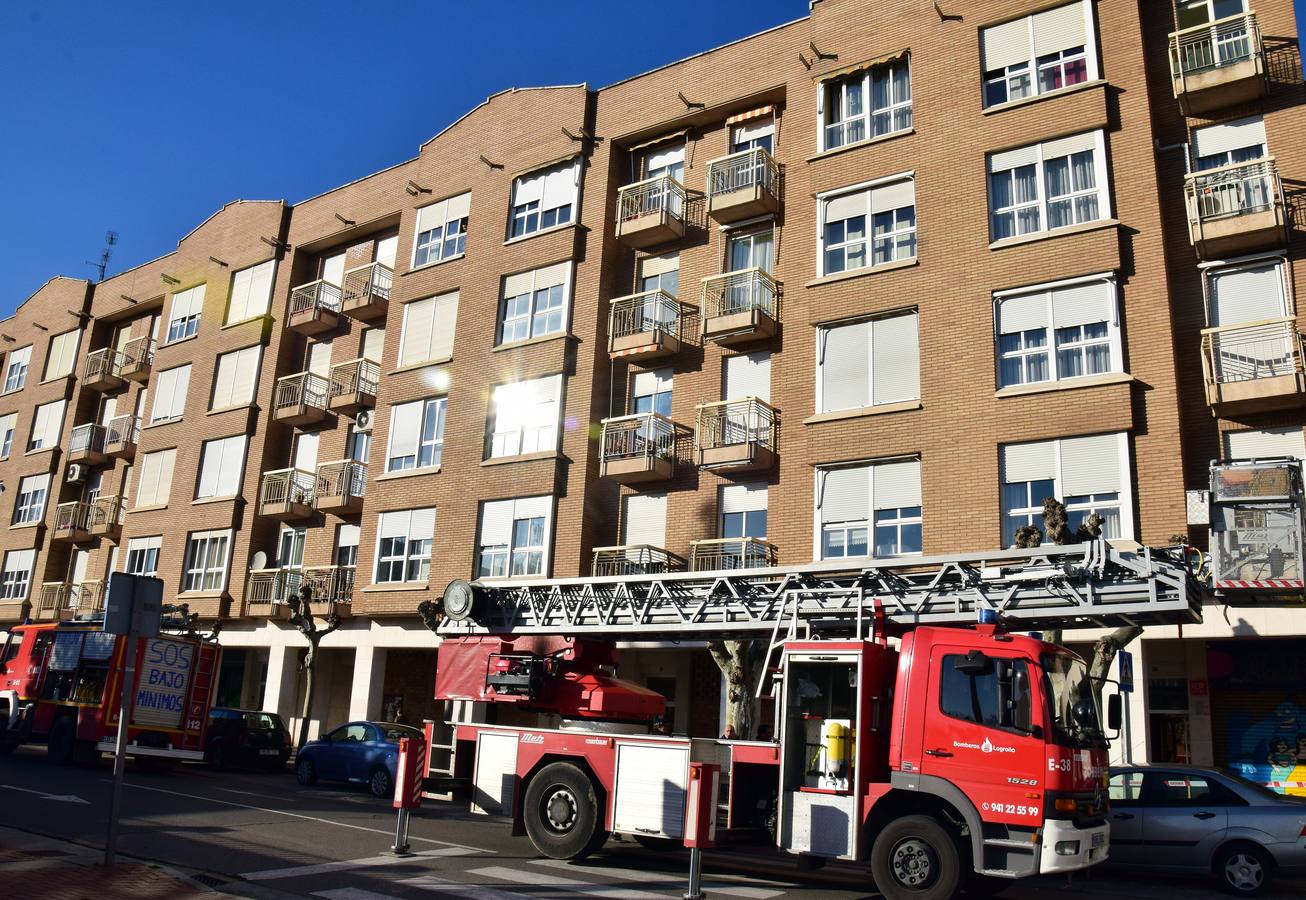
left=523, top=761, right=606, bottom=860
left=46, top=718, right=76, bottom=766
left=870, top=814, right=962, bottom=900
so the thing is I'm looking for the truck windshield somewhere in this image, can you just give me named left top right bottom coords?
left=1041, top=653, right=1105, bottom=749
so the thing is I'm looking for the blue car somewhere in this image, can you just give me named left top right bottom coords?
left=294, top=720, right=423, bottom=798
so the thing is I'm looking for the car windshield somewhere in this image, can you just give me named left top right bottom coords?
left=1042, top=653, right=1106, bottom=748
left=377, top=723, right=422, bottom=741
left=243, top=712, right=284, bottom=731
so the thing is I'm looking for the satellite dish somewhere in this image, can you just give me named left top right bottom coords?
left=250, top=551, right=268, bottom=570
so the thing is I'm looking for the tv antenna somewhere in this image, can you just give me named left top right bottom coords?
left=87, top=231, right=118, bottom=282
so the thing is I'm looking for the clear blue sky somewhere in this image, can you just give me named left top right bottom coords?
left=0, top=1, right=1300, bottom=315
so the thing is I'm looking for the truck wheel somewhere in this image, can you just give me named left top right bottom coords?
left=870, top=815, right=961, bottom=900
left=1216, top=843, right=1272, bottom=896
left=208, top=742, right=228, bottom=771
left=523, top=762, right=604, bottom=860
left=46, top=718, right=76, bottom=766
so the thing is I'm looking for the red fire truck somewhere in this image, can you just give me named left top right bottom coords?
left=426, top=539, right=1202, bottom=899
left=0, top=621, right=219, bottom=768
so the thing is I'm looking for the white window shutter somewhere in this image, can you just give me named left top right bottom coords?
left=644, top=144, right=684, bottom=175
left=534, top=262, right=570, bottom=290
left=1224, top=427, right=1306, bottom=460
left=873, top=459, right=923, bottom=509
left=431, top=292, right=459, bottom=361
left=480, top=500, right=515, bottom=545
left=989, top=145, right=1040, bottom=173
left=197, top=440, right=222, bottom=498
left=446, top=192, right=471, bottom=221
left=212, top=352, right=238, bottom=409
left=542, top=160, right=579, bottom=208
left=623, top=493, right=667, bottom=547
left=232, top=346, right=261, bottom=406
left=378, top=510, right=411, bottom=540
left=1002, top=440, right=1056, bottom=483
left=870, top=180, right=915, bottom=215
left=512, top=170, right=546, bottom=206
left=387, top=401, right=422, bottom=462
left=819, top=465, right=870, bottom=524
left=362, top=328, right=385, bottom=363
left=322, top=253, right=346, bottom=286
left=639, top=253, right=679, bottom=279
left=721, top=482, right=768, bottom=514
left=375, top=236, right=398, bottom=268
left=45, top=330, right=79, bottom=380
left=503, top=270, right=535, bottom=298
left=512, top=495, right=552, bottom=521
left=1051, top=280, right=1114, bottom=329
left=1032, top=2, right=1087, bottom=56
left=820, top=321, right=870, bottom=412
left=871, top=313, right=920, bottom=405
left=1041, top=131, right=1098, bottom=161
left=982, top=17, right=1031, bottom=71
left=1059, top=433, right=1123, bottom=495
left=1193, top=116, right=1267, bottom=158
left=400, top=297, right=436, bottom=367
left=632, top=367, right=673, bottom=399
left=218, top=436, right=246, bottom=496
left=824, top=190, right=869, bottom=224
left=308, top=341, right=332, bottom=377
left=337, top=523, right=360, bottom=549
left=724, top=351, right=771, bottom=402
left=294, top=433, right=319, bottom=472
left=409, top=508, right=437, bottom=541
left=997, top=292, right=1051, bottom=334
left=1209, top=263, right=1286, bottom=327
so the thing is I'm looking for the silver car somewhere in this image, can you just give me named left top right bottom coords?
left=1107, top=765, right=1306, bottom=896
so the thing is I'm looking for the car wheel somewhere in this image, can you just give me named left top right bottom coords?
left=46, top=718, right=76, bottom=766
left=369, top=766, right=393, bottom=799
left=522, top=761, right=605, bottom=860
left=870, top=814, right=962, bottom=900
left=295, top=756, right=317, bottom=786
left=209, top=743, right=227, bottom=771
left=1217, top=844, right=1272, bottom=896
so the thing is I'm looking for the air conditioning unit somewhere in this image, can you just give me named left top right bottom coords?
left=354, top=410, right=372, bottom=432
left=66, top=464, right=87, bottom=484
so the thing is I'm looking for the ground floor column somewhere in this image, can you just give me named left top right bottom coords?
left=261, top=646, right=299, bottom=722
left=349, top=644, right=386, bottom=722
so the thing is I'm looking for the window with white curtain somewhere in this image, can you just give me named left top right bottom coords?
left=0, top=549, right=34, bottom=599
left=13, top=474, right=49, bottom=525
left=818, top=177, right=916, bottom=275
left=226, top=260, right=276, bottom=324
left=398, top=291, right=459, bottom=367
left=196, top=435, right=247, bottom=499
left=988, top=131, right=1109, bottom=241
left=166, top=284, right=205, bottom=343
left=27, top=399, right=65, bottom=451
left=819, top=55, right=912, bottom=151
left=413, top=193, right=470, bottom=267
left=817, top=310, right=920, bottom=413
left=4, top=346, right=31, bottom=392
left=0, top=413, right=16, bottom=459
left=181, top=529, right=232, bottom=592
left=981, top=1, right=1098, bottom=108
left=210, top=345, right=262, bottom=410
left=1000, top=433, right=1131, bottom=547
left=995, top=274, right=1121, bottom=388
left=477, top=496, right=552, bottom=578
left=43, top=330, right=80, bottom=381
left=150, top=364, right=191, bottom=423
left=815, top=459, right=922, bottom=559
left=499, top=262, right=571, bottom=344
left=386, top=397, right=446, bottom=472
left=509, top=158, right=580, bottom=239
left=125, top=535, right=162, bottom=576
left=374, top=508, right=436, bottom=583
left=488, top=375, right=562, bottom=458
left=135, top=448, right=176, bottom=508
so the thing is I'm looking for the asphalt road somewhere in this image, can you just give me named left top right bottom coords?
left=0, top=745, right=1302, bottom=899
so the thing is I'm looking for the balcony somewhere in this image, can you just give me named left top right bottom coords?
left=328, top=359, right=379, bottom=415
left=315, top=460, right=366, bottom=515
left=689, top=537, right=778, bottom=572
left=341, top=262, right=392, bottom=321
left=68, top=424, right=108, bottom=466
left=1169, top=12, right=1266, bottom=116
left=83, top=348, right=126, bottom=393
left=1185, top=158, right=1285, bottom=259
left=615, top=175, right=687, bottom=249
left=288, top=280, right=342, bottom=335
left=245, top=568, right=300, bottom=618
left=120, top=336, right=154, bottom=383
left=104, top=415, right=140, bottom=460
left=88, top=495, right=123, bottom=541
left=600, top=413, right=676, bottom=483
left=707, top=147, right=780, bottom=224
left=258, top=468, right=316, bottom=520
left=608, top=290, right=689, bottom=361
left=34, top=581, right=105, bottom=622
left=695, top=398, right=777, bottom=472
left=52, top=502, right=92, bottom=544
left=1201, top=318, right=1306, bottom=415
left=303, top=566, right=355, bottom=618
left=700, top=268, right=779, bottom=346
left=591, top=545, right=686, bottom=577
left=273, top=372, right=330, bottom=426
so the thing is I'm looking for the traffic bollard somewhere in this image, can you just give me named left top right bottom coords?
left=683, top=762, right=719, bottom=900
left=386, top=736, right=428, bottom=857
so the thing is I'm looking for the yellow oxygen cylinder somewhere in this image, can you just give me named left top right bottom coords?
left=825, top=721, right=847, bottom=771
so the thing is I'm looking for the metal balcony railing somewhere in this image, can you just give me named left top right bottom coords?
left=89, top=495, right=124, bottom=529
left=609, top=290, right=684, bottom=341
left=591, top=545, right=686, bottom=577
left=700, top=267, right=779, bottom=320
left=105, top=414, right=140, bottom=447
left=84, top=347, right=124, bottom=382
left=289, top=279, right=343, bottom=317
left=303, top=566, right=355, bottom=607
left=274, top=372, right=330, bottom=415
left=601, top=412, right=676, bottom=464
left=707, top=147, right=779, bottom=199
left=617, top=174, right=687, bottom=225
left=259, top=468, right=316, bottom=509
left=37, top=582, right=70, bottom=615
left=316, top=460, right=367, bottom=500
left=689, top=537, right=778, bottom=572
left=342, top=262, right=393, bottom=306
left=1186, top=158, right=1281, bottom=223
left=329, top=359, right=380, bottom=399
left=54, top=501, right=92, bottom=533
left=246, top=568, right=302, bottom=607
left=1170, top=11, right=1261, bottom=77
left=41, top=580, right=106, bottom=617
left=121, top=335, right=155, bottom=371
left=1201, top=318, right=1305, bottom=386
left=69, top=424, right=106, bottom=457
left=695, top=398, right=777, bottom=453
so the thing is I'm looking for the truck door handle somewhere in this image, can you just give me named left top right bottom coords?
left=1193, top=811, right=1216, bottom=820
left=924, top=748, right=953, bottom=758
left=1112, top=812, right=1134, bottom=821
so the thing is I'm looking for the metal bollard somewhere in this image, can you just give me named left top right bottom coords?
left=684, top=845, right=706, bottom=900
left=390, top=807, right=413, bottom=857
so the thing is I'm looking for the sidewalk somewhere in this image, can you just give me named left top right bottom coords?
left=0, top=826, right=217, bottom=899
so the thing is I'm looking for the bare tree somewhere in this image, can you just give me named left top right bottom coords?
left=1088, top=624, right=1143, bottom=711
left=708, top=640, right=764, bottom=739
left=286, top=585, right=342, bottom=751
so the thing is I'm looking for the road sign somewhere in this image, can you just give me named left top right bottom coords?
left=1118, top=649, right=1134, bottom=693
left=103, top=572, right=163, bottom=637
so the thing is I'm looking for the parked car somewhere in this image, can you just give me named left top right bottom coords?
left=205, top=708, right=291, bottom=771
left=1107, top=765, right=1306, bottom=896
left=294, top=720, right=422, bottom=798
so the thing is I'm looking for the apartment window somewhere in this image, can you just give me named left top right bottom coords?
left=386, top=397, right=446, bottom=472
left=398, top=291, right=459, bottom=367
left=210, top=345, right=262, bottom=411
left=509, top=158, right=580, bottom=239
left=27, top=399, right=65, bottom=451
left=1178, top=0, right=1248, bottom=30
left=374, top=508, right=436, bottom=584
left=720, top=483, right=768, bottom=541
left=995, top=275, right=1121, bottom=388
left=632, top=368, right=672, bottom=418
left=335, top=523, right=360, bottom=568
left=499, top=262, right=571, bottom=344
left=150, top=364, right=191, bottom=424
left=732, top=115, right=775, bottom=154
left=413, top=192, right=470, bottom=267
left=348, top=425, right=372, bottom=464
left=181, top=529, right=232, bottom=593
left=225, top=259, right=275, bottom=324
left=13, top=474, right=50, bottom=525
left=4, top=346, right=31, bottom=392
left=816, top=459, right=923, bottom=559
left=1193, top=115, right=1266, bottom=171
left=43, top=329, right=80, bottom=381
left=196, top=435, right=247, bottom=499
left=638, top=253, right=680, bottom=296
left=1206, top=258, right=1286, bottom=328
left=278, top=526, right=306, bottom=570
left=818, top=177, right=916, bottom=275
left=642, top=141, right=686, bottom=182
left=819, top=55, right=912, bottom=151
left=166, top=284, right=205, bottom=343
left=125, top=536, right=162, bottom=576
left=817, top=310, right=920, bottom=413
left=0, top=413, right=15, bottom=459
left=135, top=448, right=176, bottom=508
left=981, top=1, right=1098, bottom=108
left=477, top=496, right=552, bottom=578
left=1000, top=433, right=1131, bottom=547
left=987, top=131, right=1109, bottom=241
left=0, top=549, right=35, bottom=600
left=488, top=374, right=562, bottom=458
left=1223, top=426, right=1304, bottom=462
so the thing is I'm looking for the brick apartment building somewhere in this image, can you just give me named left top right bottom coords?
left=0, top=0, right=1301, bottom=779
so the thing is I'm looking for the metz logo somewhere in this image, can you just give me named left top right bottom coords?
left=519, top=733, right=545, bottom=744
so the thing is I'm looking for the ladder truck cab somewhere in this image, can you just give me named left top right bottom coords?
left=1207, top=457, right=1306, bottom=599
left=429, top=540, right=1202, bottom=900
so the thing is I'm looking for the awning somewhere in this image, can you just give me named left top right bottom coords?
left=628, top=129, right=689, bottom=153
left=813, top=48, right=909, bottom=82
left=726, top=105, right=774, bottom=126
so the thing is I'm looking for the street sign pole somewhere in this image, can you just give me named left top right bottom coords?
left=104, top=633, right=138, bottom=866
left=1118, top=649, right=1135, bottom=766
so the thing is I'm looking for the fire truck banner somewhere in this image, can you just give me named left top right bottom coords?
left=50, top=633, right=83, bottom=671
left=132, top=638, right=194, bottom=729
left=82, top=632, right=117, bottom=661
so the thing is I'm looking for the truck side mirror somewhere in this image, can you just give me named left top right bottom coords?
left=954, top=650, right=992, bottom=677
left=1107, top=693, right=1122, bottom=732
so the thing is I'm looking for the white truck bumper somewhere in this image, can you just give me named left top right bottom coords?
left=1039, top=819, right=1109, bottom=874
left=96, top=739, right=205, bottom=761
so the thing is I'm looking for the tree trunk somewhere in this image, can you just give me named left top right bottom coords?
left=296, top=641, right=319, bottom=751
left=708, top=640, right=762, bottom=739
left=1088, top=625, right=1143, bottom=712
